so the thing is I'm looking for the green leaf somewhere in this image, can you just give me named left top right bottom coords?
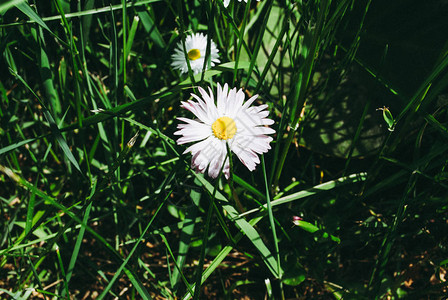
left=15, top=1, right=53, bottom=35
left=137, top=9, right=166, bottom=48
left=0, top=0, right=25, bottom=14
left=240, top=173, right=368, bottom=217
left=293, top=220, right=341, bottom=243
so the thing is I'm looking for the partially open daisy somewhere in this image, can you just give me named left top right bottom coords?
left=223, top=0, right=260, bottom=8
left=171, top=33, right=220, bottom=75
left=175, top=83, right=275, bottom=179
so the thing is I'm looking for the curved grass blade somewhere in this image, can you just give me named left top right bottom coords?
left=239, top=172, right=368, bottom=218
left=0, top=0, right=25, bottom=14
left=15, top=1, right=52, bottom=34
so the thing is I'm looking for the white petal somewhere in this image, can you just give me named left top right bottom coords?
left=175, top=123, right=211, bottom=145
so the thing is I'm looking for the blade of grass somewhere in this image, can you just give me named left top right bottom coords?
left=35, top=25, right=61, bottom=119
left=122, top=0, right=127, bottom=85
left=160, top=233, right=194, bottom=297
left=24, top=178, right=37, bottom=236
left=261, top=155, right=282, bottom=281
left=55, top=245, right=70, bottom=297
left=15, top=1, right=54, bottom=36
left=239, top=172, right=368, bottom=218
left=232, top=0, right=252, bottom=83
left=9, top=68, right=83, bottom=175
left=137, top=7, right=166, bottom=48
left=12, top=175, right=153, bottom=298
left=63, top=181, right=97, bottom=292
left=0, top=0, right=24, bottom=13
left=243, top=0, right=274, bottom=87
left=368, top=172, right=418, bottom=298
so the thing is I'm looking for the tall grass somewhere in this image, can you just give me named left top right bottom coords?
left=1, top=0, right=447, bottom=299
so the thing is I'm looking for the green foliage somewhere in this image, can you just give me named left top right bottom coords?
left=1, top=0, right=447, bottom=299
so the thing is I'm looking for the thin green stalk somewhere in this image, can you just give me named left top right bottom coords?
left=55, top=245, right=70, bottom=297
left=121, top=0, right=127, bottom=86
left=200, top=0, right=214, bottom=83
left=176, top=0, right=196, bottom=86
left=160, top=233, right=194, bottom=297
left=261, top=155, right=283, bottom=295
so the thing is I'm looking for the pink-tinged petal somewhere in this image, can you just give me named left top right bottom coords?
left=244, top=126, right=276, bottom=135
left=182, top=99, right=209, bottom=123
left=207, top=140, right=227, bottom=178
left=242, top=135, right=273, bottom=154
left=232, top=146, right=258, bottom=171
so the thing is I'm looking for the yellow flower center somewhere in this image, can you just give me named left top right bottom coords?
left=187, top=48, right=201, bottom=60
left=212, top=116, right=237, bottom=140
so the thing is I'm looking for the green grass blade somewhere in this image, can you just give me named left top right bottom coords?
left=396, top=53, right=448, bottom=123
left=0, top=138, right=38, bottom=155
left=63, top=181, right=97, bottom=293
left=36, top=26, right=61, bottom=117
left=24, top=178, right=37, bottom=235
left=182, top=215, right=266, bottom=300
left=0, top=0, right=24, bottom=13
left=240, top=173, right=368, bottom=217
left=15, top=1, right=53, bottom=34
left=137, top=7, right=166, bottom=48
left=261, top=155, right=281, bottom=279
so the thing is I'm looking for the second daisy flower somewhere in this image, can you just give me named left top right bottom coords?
left=171, top=33, right=220, bottom=75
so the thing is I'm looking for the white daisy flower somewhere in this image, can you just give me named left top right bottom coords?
left=171, top=33, right=220, bottom=75
left=223, top=0, right=260, bottom=8
left=175, top=83, right=275, bottom=179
